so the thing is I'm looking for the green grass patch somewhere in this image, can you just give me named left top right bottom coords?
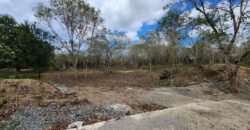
left=0, top=70, right=39, bottom=79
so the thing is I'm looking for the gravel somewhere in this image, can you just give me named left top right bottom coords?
left=1, top=103, right=133, bottom=130
left=105, top=104, right=134, bottom=118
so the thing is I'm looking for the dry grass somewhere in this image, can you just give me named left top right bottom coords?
left=0, top=64, right=249, bottom=120
left=41, top=70, right=159, bottom=105
left=0, top=79, right=75, bottom=120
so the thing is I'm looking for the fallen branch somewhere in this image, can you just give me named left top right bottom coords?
left=203, top=78, right=212, bottom=83
left=49, top=81, right=76, bottom=95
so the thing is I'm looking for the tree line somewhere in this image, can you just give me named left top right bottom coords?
left=0, top=0, right=249, bottom=92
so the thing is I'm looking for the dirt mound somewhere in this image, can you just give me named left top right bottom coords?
left=0, top=79, right=57, bottom=97
left=160, top=64, right=250, bottom=87
left=0, top=79, right=63, bottom=120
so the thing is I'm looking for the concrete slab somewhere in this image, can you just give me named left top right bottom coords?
left=136, top=83, right=231, bottom=108
left=69, top=100, right=250, bottom=130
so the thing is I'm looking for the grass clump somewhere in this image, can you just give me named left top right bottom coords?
left=156, top=80, right=170, bottom=87
left=0, top=70, right=39, bottom=79
left=0, top=121, right=20, bottom=130
left=0, top=98, right=6, bottom=107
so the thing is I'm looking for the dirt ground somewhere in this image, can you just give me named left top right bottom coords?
left=0, top=64, right=250, bottom=129
left=41, top=64, right=250, bottom=105
left=41, top=69, right=158, bottom=105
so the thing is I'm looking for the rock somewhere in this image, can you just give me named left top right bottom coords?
left=67, top=121, right=84, bottom=129
left=159, top=69, right=173, bottom=80
left=105, top=104, right=134, bottom=118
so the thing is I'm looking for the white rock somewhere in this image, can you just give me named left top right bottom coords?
left=67, top=121, right=84, bottom=129
left=107, top=104, right=134, bottom=115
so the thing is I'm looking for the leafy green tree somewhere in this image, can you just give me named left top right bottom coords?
left=0, top=15, right=17, bottom=68
left=0, top=15, right=54, bottom=78
left=0, top=44, right=15, bottom=67
left=16, top=22, right=54, bottom=78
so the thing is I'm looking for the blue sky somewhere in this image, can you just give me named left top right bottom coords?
left=137, top=24, right=158, bottom=39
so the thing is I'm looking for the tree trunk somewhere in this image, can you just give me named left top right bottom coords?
left=16, top=66, right=21, bottom=72
left=38, top=67, right=41, bottom=80
left=96, top=56, right=100, bottom=68
left=149, top=59, right=152, bottom=71
left=73, top=56, right=78, bottom=79
left=105, top=58, right=109, bottom=75
left=229, top=75, right=238, bottom=92
left=85, top=58, right=88, bottom=79
left=225, top=57, right=239, bottom=93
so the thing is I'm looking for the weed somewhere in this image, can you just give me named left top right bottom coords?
left=1, top=88, right=6, bottom=93
left=71, top=98, right=91, bottom=105
left=135, top=103, right=167, bottom=112
left=0, top=70, right=39, bottom=79
left=199, top=66, right=220, bottom=78
left=0, top=121, right=20, bottom=130
left=58, top=100, right=68, bottom=106
left=0, top=98, right=6, bottom=107
left=156, top=80, right=170, bottom=87
left=71, top=98, right=80, bottom=105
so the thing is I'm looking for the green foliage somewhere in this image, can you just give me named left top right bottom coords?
left=0, top=70, right=39, bottom=79
left=0, top=15, right=18, bottom=68
left=0, top=121, right=20, bottom=130
left=0, top=98, right=6, bottom=107
left=156, top=80, right=170, bottom=87
left=0, top=15, right=54, bottom=75
left=16, top=22, right=54, bottom=72
left=0, top=43, right=15, bottom=66
left=158, top=9, right=187, bottom=67
left=158, top=9, right=186, bottom=44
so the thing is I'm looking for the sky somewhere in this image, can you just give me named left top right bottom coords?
left=0, top=0, right=176, bottom=41
left=0, top=0, right=249, bottom=44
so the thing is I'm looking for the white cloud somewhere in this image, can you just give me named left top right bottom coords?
left=86, top=0, right=177, bottom=40
left=0, top=0, right=49, bottom=23
left=0, top=0, right=177, bottom=40
left=126, top=31, right=139, bottom=41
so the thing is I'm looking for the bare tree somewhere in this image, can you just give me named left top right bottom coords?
left=143, top=31, right=160, bottom=70
left=98, top=30, right=129, bottom=74
left=35, top=0, right=103, bottom=76
left=159, top=9, right=186, bottom=69
left=186, top=0, right=250, bottom=92
left=129, top=44, right=150, bottom=70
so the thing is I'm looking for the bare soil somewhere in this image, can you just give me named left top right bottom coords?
left=0, top=64, right=250, bottom=129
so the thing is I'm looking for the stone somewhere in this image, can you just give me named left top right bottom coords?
left=67, top=121, right=84, bottom=129
left=159, top=69, right=173, bottom=80
left=105, top=104, right=134, bottom=118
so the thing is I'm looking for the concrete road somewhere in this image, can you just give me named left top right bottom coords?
left=69, top=100, right=250, bottom=130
